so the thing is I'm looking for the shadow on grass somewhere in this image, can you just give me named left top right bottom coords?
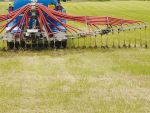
left=0, top=47, right=115, bottom=58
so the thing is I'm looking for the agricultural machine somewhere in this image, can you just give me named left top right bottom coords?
left=0, top=0, right=147, bottom=51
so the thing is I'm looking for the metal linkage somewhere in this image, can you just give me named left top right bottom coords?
left=101, top=34, right=104, bottom=49
left=47, top=40, right=52, bottom=50
left=1, top=40, right=6, bottom=51
left=123, top=30, right=126, bottom=48
left=118, top=29, right=120, bottom=48
left=105, top=33, right=108, bottom=48
left=76, top=37, right=80, bottom=49
left=90, top=37, right=92, bottom=48
left=140, top=28, right=142, bottom=47
left=145, top=27, right=147, bottom=48
left=71, top=38, right=75, bottom=49
left=128, top=29, right=131, bottom=48
left=30, top=39, right=34, bottom=51
left=94, top=35, right=97, bottom=48
left=112, top=30, right=115, bottom=48
left=24, top=39, right=27, bottom=51
left=19, top=38, right=23, bottom=51
left=60, top=40, right=64, bottom=49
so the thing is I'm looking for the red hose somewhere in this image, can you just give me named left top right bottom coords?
left=0, top=3, right=145, bottom=39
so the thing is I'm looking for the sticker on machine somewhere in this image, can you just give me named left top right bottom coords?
left=58, top=26, right=65, bottom=29
left=6, top=27, right=19, bottom=31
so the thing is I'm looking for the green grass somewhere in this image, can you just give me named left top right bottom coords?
left=0, top=1, right=150, bottom=112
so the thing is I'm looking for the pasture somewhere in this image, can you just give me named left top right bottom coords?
left=0, top=1, right=150, bottom=112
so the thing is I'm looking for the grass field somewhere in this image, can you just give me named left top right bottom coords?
left=0, top=1, right=150, bottom=112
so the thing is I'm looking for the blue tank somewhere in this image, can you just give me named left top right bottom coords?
left=13, top=0, right=58, bottom=10
left=7, top=0, right=66, bottom=34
